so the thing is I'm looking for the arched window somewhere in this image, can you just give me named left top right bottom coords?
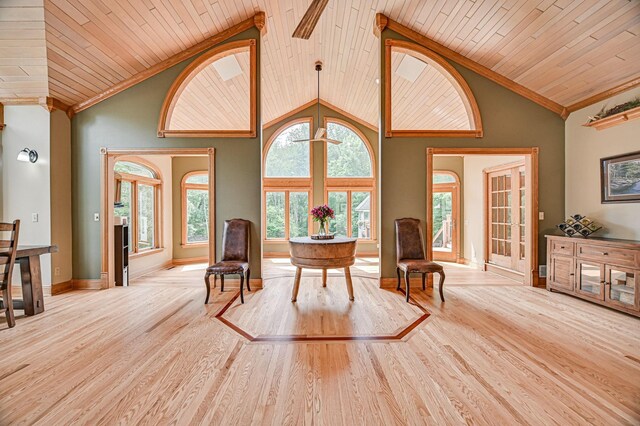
left=182, top=172, right=209, bottom=245
left=385, top=39, right=483, bottom=138
left=264, top=120, right=311, bottom=177
left=324, top=118, right=376, bottom=240
left=114, top=159, right=162, bottom=254
left=263, top=118, right=313, bottom=240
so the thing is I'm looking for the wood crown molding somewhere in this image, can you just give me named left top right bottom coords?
left=70, top=13, right=266, bottom=116
left=565, top=77, right=640, bottom=115
left=373, top=13, right=388, bottom=37
left=0, top=97, right=73, bottom=119
left=376, top=14, right=565, bottom=118
left=319, top=99, right=378, bottom=131
left=262, top=99, right=317, bottom=129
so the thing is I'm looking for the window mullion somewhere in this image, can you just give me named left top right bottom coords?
left=347, top=190, right=352, bottom=238
left=132, top=181, right=138, bottom=253
left=284, top=191, right=290, bottom=240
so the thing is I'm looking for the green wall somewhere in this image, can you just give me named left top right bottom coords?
left=379, top=28, right=565, bottom=278
left=72, top=27, right=262, bottom=279
left=262, top=103, right=379, bottom=255
left=172, top=156, right=210, bottom=260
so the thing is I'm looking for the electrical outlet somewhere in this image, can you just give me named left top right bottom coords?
left=32, top=213, right=38, bottom=223
left=54, top=267, right=61, bottom=276
left=538, top=211, right=545, bottom=220
left=94, top=213, right=100, bottom=222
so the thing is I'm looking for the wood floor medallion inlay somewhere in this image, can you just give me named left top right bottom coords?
left=214, top=275, right=431, bottom=343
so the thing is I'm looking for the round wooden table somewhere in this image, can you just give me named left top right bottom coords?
left=288, top=236, right=357, bottom=302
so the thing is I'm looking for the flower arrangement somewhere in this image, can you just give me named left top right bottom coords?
left=311, top=204, right=334, bottom=236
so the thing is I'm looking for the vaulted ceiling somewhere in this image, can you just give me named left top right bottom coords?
left=1, top=0, right=639, bottom=127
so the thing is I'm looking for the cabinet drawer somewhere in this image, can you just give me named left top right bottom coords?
left=577, top=244, right=637, bottom=268
left=550, top=240, right=574, bottom=256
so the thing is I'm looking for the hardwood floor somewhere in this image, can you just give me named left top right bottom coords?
left=0, top=260, right=638, bottom=424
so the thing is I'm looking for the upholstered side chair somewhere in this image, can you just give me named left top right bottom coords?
left=395, top=218, right=445, bottom=303
left=204, top=219, right=251, bottom=304
left=0, top=220, right=20, bottom=328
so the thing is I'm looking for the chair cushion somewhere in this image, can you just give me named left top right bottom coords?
left=206, top=261, right=249, bottom=275
left=397, top=259, right=443, bottom=273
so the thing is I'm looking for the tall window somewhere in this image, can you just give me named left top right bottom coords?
left=114, top=160, right=162, bottom=254
left=325, top=119, right=375, bottom=240
left=182, top=172, right=209, bottom=245
left=264, top=119, right=312, bottom=240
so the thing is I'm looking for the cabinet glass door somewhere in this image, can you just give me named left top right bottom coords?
left=577, top=262, right=604, bottom=299
left=606, top=267, right=637, bottom=309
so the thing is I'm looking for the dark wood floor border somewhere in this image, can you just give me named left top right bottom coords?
left=213, top=288, right=432, bottom=343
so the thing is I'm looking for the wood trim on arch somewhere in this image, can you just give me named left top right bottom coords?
left=384, top=39, right=483, bottom=138
left=157, top=39, right=257, bottom=138
left=376, top=14, right=565, bottom=118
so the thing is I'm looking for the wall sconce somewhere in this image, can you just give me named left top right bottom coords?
left=17, top=148, right=38, bottom=163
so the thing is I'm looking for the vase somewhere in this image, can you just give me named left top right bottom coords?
left=318, top=220, right=327, bottom=236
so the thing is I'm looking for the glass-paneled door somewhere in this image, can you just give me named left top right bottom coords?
left=432, top=172, right=459, bottom=262
left=486, top=163, right=526, bottom=273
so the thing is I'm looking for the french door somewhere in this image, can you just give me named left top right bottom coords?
left=432, top=178, right=459, bottom=262
left=486, top=163, right=526, bottom=273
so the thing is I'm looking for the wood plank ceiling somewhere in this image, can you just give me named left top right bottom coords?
left=0, top=0, right=48, bottom=99
left=1, top=0, right=639, bottom=127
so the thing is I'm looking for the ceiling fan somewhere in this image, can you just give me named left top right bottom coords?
left=292, top=0, right=329, bottom=39
left=293, top=61, right=341, bottom=145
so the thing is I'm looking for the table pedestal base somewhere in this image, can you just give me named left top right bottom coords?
left=291, top=267, right=354, bottom=302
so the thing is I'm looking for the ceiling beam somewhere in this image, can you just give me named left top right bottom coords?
left=375, top=14, right=566, bottom=118
left=70, top=12, right=266, bottom=116
left=565, top=77, right=640, bottom=115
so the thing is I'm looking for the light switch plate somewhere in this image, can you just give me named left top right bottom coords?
left=32, top=213, right=38, bottom=222
left=538, top=212, right=545, bottom=220
left=94, top=213, right=100, bottom=222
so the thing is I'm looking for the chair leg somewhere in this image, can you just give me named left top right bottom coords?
left=213, top=274, right=217, bottom=288
left=404, top=270, right=411, bottom=303
left=204, top=272, right=212, bottom=304
left=438, top=270, right=446, bottom=302
left=3, top=286, right=15, bottom=328
left=421, top=273, right=426, bottom=291
left=396, top=267, right=401, bottom=291
left=239, top=274, right=245, bottom=304
left=220, top=275, right=224, bottom=292
left=246, top=269, right=251, bottom=292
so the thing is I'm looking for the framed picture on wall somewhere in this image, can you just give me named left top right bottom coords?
left=601, top=151, right=640, bottom=203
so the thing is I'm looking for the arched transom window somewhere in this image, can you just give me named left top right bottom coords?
left=114, top=159, right=162, bottom=254
left=324, top=118, right=376, bottom=240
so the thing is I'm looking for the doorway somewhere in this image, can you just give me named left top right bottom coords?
left=427, top=148, right=539, bottom=286
left=99, top=148, right=215, bottom=289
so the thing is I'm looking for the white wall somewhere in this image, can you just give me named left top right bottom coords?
left=463, top=155, right=524, bottom=268
left=1, top=106, right=52, bottom=286
left=125, top=155, right=173, bottom=278
left=565, top=87, right=640, bottom=240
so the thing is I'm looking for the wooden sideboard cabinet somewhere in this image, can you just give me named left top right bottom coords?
left=546, top=235, right=639, bottom=317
